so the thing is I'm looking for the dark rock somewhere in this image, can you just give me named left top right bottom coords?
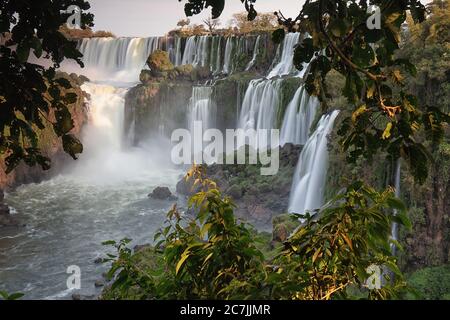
left=0, top=203, right=9, bottom=215
left=0, top=189, right=4, bottom=202
left=94, top=257, right=103, bottom=264
left=148, top=186, right=177, bottom=200
left=94, top=280, right=105, bottom=288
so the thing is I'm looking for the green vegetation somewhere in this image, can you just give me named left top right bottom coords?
left=102, top=167, right=410, bottom=300
left=0, top=291, right=24, bottom=300
left=406, top=264, right=450, bottom=299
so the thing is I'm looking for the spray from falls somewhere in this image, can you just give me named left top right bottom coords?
left=288, top=110, right=339, bottom=214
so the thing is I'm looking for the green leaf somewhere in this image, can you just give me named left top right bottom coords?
left=16, top=41, right=30, bottom=62
left=62, top=134, right=83, bottom=159
left=271, top=28, right=285, bottom=44
left=176, top=253, right=190, bottom=275
left=30, top=37, right=42, bottom=58
left=7, top=292, right=24, bottom=300
left=329, top=19, right=347, bottom=37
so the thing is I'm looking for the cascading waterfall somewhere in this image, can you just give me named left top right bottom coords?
left=280, top=85, right=318, bottom=146
left=188, top=86, right=215, bottom=131
left=238, top=79, right=282, bottom=149
left=181, top=36, right=197, bottom=65
left=288, top=110, right=340, bottom=214
left=78, top=37, right=161, bottom=81
left=223, top=36, right=234, bottom=74
left=210, top=36, right=222, bottom=74
left=246, top=35, right=261, bottom=71
left=267, top=33, right=300, bottom=78
left=180, top=36, right=211, bottom=67
left=173, top=36, right=183, bottom=66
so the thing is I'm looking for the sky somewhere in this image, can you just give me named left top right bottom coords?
left=87, top=0, right=434, bottom=37
left=87, top=0, right=308, bottom=37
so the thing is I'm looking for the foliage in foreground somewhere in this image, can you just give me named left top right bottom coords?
left=103, top=166, right=410, bottom=300
left=0, top=0, right=94, bottom=173
left=0, top=291, right=24, bottom=300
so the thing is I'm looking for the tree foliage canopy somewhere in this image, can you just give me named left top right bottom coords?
left=0, top=0, right=93, bottom=173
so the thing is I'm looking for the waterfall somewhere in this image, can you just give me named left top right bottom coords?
left=78, top=37, right=161, bottom=81
left=174, top=36, right=182, bottom=66
left=210, top=36, right=222, bottom=74
left=391, top=159, right=401, bottom=254
left=267, top=33, right=300, bottom=78
left=180, top=36, right=211, bottom=67
left=188, top=86, right=215, bottom=131
left=181, top=36, right=197, bottom=65
left=238, top=79, right=282, bottom=149
left=246, top=35, right=261, bottom=71
left=280, top=85, right=318, bottom=146
left=223, top=36, right=234, bottom=74
left=288, top=110, right=340, bottom=214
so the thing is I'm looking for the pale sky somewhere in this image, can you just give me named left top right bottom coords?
left=88, top=0, right=433, bottom=37
left=88, top=0, right=308, bottom=37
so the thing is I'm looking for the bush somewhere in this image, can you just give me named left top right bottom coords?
left=406, top=264, right=450, bottom=299
left=102, top=167, right=411, bottom=300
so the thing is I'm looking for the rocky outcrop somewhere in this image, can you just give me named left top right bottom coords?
left=148, top=186, right=177, bottom=200
left=0, top=72, right=88, bottom=190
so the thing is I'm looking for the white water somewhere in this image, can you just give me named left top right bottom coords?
left=246, top=35, right=261, bottom=71
left=391, top=159, right=401, bottom=254
left=181, top=36, right=212, bottom=67
left=267, top=33, right=300, bottom=78
left=223, top=37, right=234, bottom=74
left=288, top=111, right=339, bottom=214
left=78, top=37, right=161, bottom=81
left=0, top=36, right=184, bottom=299
left=188, top=86, right=215, bottom=131
left=280, top=85, right=318, bottom=146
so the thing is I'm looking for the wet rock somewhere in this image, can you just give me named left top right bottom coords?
left=94, top=257, right=103, bottom=264
left=148, top=186, right=177, bottom=200
left=94, top=280, right=105, bottom=288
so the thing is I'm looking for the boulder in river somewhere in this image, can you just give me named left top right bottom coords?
left=148, top=186, right=177, bottom=200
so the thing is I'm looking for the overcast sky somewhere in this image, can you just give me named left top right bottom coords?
left=88, top=0, right=308, bottom=37
left=87, top=0, right=433, bottom=37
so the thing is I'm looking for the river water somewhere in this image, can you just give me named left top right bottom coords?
left=0, top=80, right=183, bottom=299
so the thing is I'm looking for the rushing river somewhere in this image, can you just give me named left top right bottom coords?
left=0, top=79, right=184, bottom=299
